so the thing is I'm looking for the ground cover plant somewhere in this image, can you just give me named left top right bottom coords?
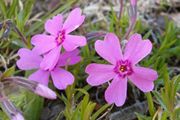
left=0, top=0, right=179, bottom=120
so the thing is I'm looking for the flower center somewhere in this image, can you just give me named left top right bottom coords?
left=114, top=60, right=133, bottom=78
left=119, top=65, right=127, bottom=72
left=56, top=30, right=65, bottom=44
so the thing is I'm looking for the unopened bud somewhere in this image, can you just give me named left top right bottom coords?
left=3, top=77, right=57, bottom=99
left=34, top=84, right=57, bottom=100
left=12, top=113, right=24, bottom=120
left=0, top=98, right=24, bottom=120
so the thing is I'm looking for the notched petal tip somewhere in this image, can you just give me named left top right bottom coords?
left=45, top=14, right=63, bottom=35
left=124, top=33, right=153, bottom=64
left=129, top=33, right=142, bottom=40
left=143, top=83, right=154, bottom=93
left=17, top=48, right=30, bottom=56
left=52, top=14, right=63, bottom=20
left=104, top=77, right=127, bottom=107
left=104, top=33, right=117, bottom=40
left=128, top=66, right=158, bottom=92
left=86, top=77, right=97, bottom=86
left=51, top=68, right=74, bottom=90
left=94, top=40, right=103, bottom=49
left=95, top=33, right=123, bottom=64
left=63, top=7, right=85, bottom=33
left=71, top=7, right=82, bottom=14
left=85, top=64, right=91, bottom=74
left=31, top=34, right=42, bottom=45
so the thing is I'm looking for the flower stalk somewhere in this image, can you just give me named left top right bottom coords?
left=119, top=0, right=124, bottom=20
left=124, top=0, right=137, bottom=39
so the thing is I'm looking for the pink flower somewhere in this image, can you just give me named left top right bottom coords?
left=85, top=33, right=158, bottom=106
left=16, top=48, right=81, bottom=90
left=31, top=8, right=86, bottom=70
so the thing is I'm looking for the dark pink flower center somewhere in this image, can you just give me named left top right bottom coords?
left=114, top=60, right=133, bottom=78
left=56, top=30, right=65, bottom=44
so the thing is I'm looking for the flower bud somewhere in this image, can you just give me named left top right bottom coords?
left=3, top=77, right=57, bottom=99
left=12, top=113, right=24, bottom=120
left=0, top=97, right=24, bottom=120
left=34, top=84, right=57, bottom=100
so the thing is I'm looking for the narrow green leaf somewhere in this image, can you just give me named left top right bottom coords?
left=145, top=92, right=155, bottom=117
left=8, top=0, right=18, bottom=18
left=0, top=0, right=7, bottom=17
left=75, top=85, right=91, bottom=100
left=83, top=102, right=96, bottom=120
left=143, top=30, right=152, bottom=39
left=91, top=104, right=110, bottom=120
left=135, top=112, right=151, bottom=120
left=23, top=92, right=44, bottom=120
left=1, top=66, right=15, bottom=79
left=153, top=91, right=167, bottom=110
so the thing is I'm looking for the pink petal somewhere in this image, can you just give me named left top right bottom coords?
left=51, top=67, right=74, bottom=90
left=63, top=35, right=86, bottom=51
left=124, top=33, right=152, bottom=64
left=128, top=66, right=158, bottom=92
left=28, top=69, right=50, bottom=86
left=85, top=63, right=116, bottom=86
left=16, top=48, right=42, bottom=70
left=31, top=34, right=57, bottom=55
left=63, top=8, right=85, bottom=33
left=95, top=33, right=123, bottom=65
left=57, top=49, right=81, bottom=66
left=45, top=14, right=63, bottom=35
left=40, top=46, right=60, bottom=71
left=105, top=77, right=127, bottom=106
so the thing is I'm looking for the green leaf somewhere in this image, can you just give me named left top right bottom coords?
left=160, top=111, right=168, bottom=120
left=143, top=30, right=152, bottom=39
left=91, top=104, right=110, bottom=120
left=0, top=110, right=9, bottom=120
left=8, top=0, right=18, bottom=18
left=153, top=91, right=167, bottom=110
left=0, top=0, right=7, bottom=18
left=1, top=66, right=15, bottom=79
left=75, top=86, right=91, bottom=100
left=135, top=112, right=151, bottom=120
left=23, top=92, right=44, bottom=120
left=145, top=92, right=155, bottom=117
left=83, top=102, right=96, bottom=120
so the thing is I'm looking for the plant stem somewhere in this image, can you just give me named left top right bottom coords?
left=119, top=0, right=124, bottom=20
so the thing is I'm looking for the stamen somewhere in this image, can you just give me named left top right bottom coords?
left=119, top=65, right=127, bottom=72
left=56, top=30, right=65, bottom=44
left=114, top=60, right=133, bottom=78
left=57, top=35, right=63, bottom=43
